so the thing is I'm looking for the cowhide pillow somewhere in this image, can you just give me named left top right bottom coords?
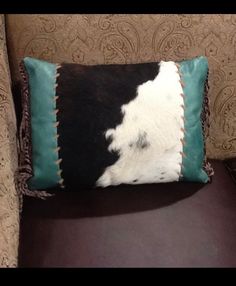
left=17, top=56, right=214, bottom=197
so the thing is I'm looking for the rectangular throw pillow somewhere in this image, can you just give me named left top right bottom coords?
left=17, top=56, right=214, bottom=197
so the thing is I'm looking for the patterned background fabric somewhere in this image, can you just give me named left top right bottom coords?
left=5, top=14, right=236, bottom=159
left=0, top=15, right=19, bottom=267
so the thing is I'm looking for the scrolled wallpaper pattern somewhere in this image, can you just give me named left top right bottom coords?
left=0, top=14, right=19, bottom=267
left=5, top=14, right=236, bottom=159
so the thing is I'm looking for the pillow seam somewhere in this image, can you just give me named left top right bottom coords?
left=54, top=63, right=65, bottom=189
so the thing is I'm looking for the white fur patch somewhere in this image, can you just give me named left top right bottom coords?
left=96, top=61, right=185, bottom=187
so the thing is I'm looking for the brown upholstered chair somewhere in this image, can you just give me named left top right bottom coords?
left=0, top=14, right=236, bottom=267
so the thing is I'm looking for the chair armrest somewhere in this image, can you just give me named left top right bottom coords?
left=0, top=14, right=19, bottom=268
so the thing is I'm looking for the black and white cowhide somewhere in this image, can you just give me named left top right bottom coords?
left=56, top=61, right=184, bottom=189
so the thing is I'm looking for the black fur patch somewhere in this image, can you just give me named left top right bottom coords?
left=56, top=62, right=159, bottom=189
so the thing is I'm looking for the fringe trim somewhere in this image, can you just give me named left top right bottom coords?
left=16, top=61, right=54, bottom=199
left=201, top=68, right=214, bottom=180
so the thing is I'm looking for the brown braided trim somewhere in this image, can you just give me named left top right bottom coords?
left=54, top=64, right=65, bottom=189
left=174, top=62, right=186, bottom=179
left=16, top=61, right=54, bottom=199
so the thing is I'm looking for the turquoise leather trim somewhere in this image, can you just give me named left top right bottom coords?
left=24, top=57, right=61, bottom=189
left=179, top=56, right=209, bottom=183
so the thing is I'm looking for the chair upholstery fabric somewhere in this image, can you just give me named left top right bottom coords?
left=0, top=14, right=19, bottom=268
left=19, top=161, right=236, bottom=267
left=5, top=14, right=236, bottom=160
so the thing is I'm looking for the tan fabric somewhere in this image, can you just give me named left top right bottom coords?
left=0, top=15, right=19, bottom=267
left=5, top=14, right=236, bottom=159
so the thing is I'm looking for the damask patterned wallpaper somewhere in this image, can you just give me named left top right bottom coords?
left=0, top=15, right=19, bottom=267
left=5, top=14, right=236, bottom=159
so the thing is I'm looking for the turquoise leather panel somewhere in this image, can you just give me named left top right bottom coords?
left=24, top=57, right=61, bottom=189
left=179, top=56, right=209, bottom=183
